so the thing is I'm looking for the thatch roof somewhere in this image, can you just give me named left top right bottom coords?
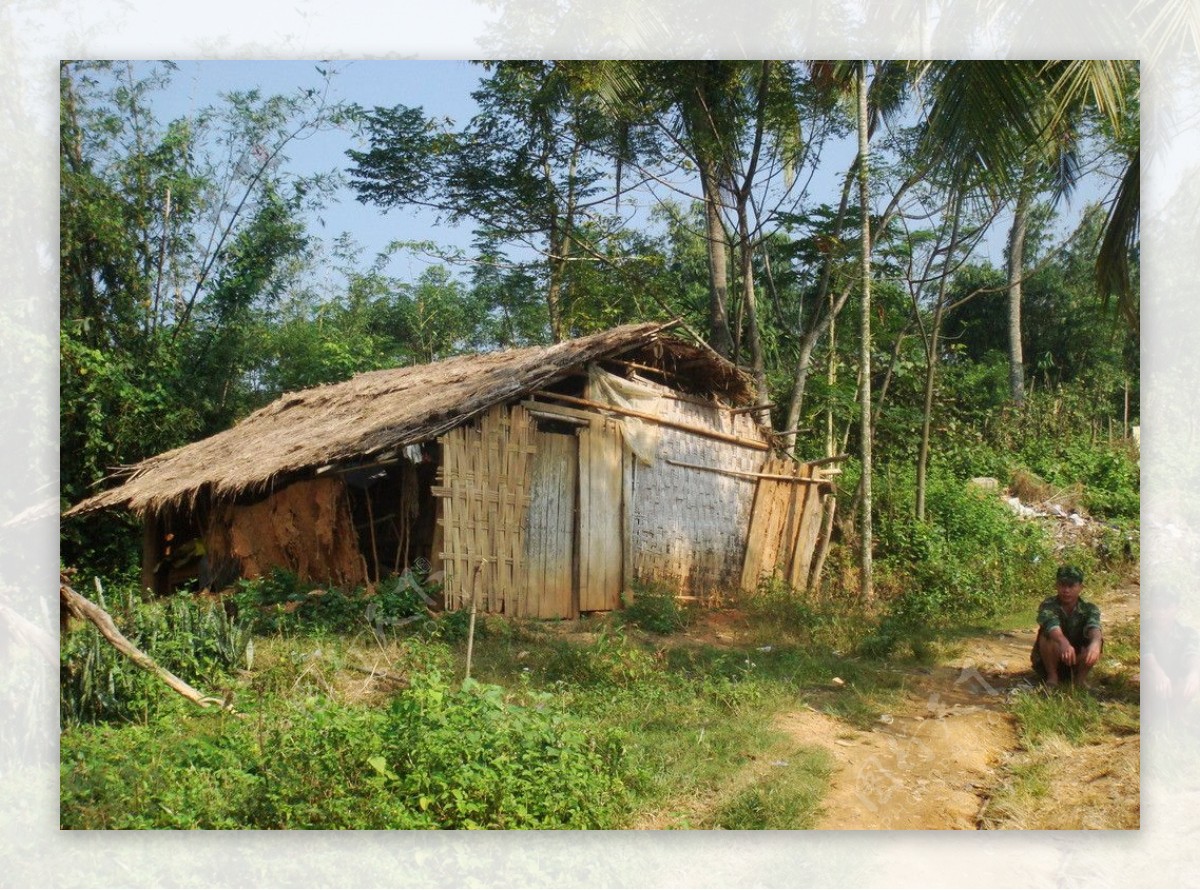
left=66, top=322, right=755, bottom=518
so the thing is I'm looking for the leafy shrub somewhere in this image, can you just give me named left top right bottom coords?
left=61, top=583, right=252, bottom=726
left=540, top=627, right=660, bottom=688
left=379, top=673, right=627, bottom=828
left=62, top=672, right=629, bottom=829
left=622, top=583, right=690, bottom=634
left=870, top=464, right=1050, bottom=648
left=234, top=568, right=443, bottom=636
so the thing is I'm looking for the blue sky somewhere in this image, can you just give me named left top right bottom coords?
left=165, top=60, right=488, bottom=280
left=140, top=59, right=1117, bottom=292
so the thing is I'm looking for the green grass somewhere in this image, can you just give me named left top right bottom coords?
left=60, top=592, right=911, bottom=829
left=703, top=747, right=833, bottom=829
left=61, top=545, right=1140, bottom=830
left=1009, top=687, right=1106, bottom=746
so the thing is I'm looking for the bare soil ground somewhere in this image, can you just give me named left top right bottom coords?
left=666, top=577, right=1141, bottom=830
left=805, top=578, right=1139, bottom=830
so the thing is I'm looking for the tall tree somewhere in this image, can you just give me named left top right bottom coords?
left=60, top=61, right=338, bottom=567
left=855, top=62, right=875, bottom=602
left=915, top=59, right=1139, bottom=360
left=348, top=61, right=617, bottom=343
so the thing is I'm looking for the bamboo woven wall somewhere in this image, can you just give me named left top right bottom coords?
left=613, top=381, right=765, bottom=598
left=433, top=404, right=536, bottom=613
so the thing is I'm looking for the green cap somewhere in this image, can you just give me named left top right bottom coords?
left=1056, top=565, right=1084, bottom=584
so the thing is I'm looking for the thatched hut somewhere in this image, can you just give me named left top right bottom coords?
left=65, top=322, right=837, bottom=618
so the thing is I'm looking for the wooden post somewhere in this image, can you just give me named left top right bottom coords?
left=364, top=487, right=381, bottom=583
left=1124, top=378, right=1130, bottom=439
left=464, top=559, right=487, bottom=682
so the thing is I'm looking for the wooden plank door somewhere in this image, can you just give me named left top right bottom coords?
left=523, top=430, right=578, bottom=619
left=578, top=417, right=624, bottom=612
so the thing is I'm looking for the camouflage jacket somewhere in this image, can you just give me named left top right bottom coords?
left=1037, top=596, right=1101, bottom=647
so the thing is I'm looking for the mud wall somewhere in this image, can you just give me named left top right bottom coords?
left=205, top=477, right=366, bottom=588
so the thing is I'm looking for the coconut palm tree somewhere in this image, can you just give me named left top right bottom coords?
left=914, top=60, right=1139, bottom=399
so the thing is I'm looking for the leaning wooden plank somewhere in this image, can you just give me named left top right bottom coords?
left=741, top=461, right=793, bottom=592
left=761, top=462, right=798, bottom=577
left=531, top=391, right=770, bottom=451
left=788, top=464, right=826, bottom=588
left=60, top=575, right=230, bottom=711
left=739, top=478, right=771, bottom=591
left=807, top=495, right=837, bottom=593
left=780, top=462, right=811, bottom=585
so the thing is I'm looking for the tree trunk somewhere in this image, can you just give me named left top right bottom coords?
left=916, top=192, right=964, bottom=521
left=780, top=164, right=921, bottom=455
left=781, top=169, right=855, bottom=452
left=1007, top=161, right=1035, bottom=405
left=856, top=63, right=874, bottom=604
left=700, top=159, right=734, bottom=358
left=737, top=217, right=768, bottom=408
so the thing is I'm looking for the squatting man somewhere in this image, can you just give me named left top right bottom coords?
left=1031, top=565, right=1102, bottom=688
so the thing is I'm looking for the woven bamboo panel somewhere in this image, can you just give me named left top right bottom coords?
left=624, top=391, right=764, bottom=597
left=433, top=404, right=535, bottom=613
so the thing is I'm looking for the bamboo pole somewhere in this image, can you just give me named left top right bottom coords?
left=664, top=458, right=832, bottom=485
left=464, top=559, right=487, bottom=683
left=530, top=391, right=769, bottom=451
left=364, top=487, right=381, bottom=583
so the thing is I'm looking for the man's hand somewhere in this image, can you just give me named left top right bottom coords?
left=1059, top=639, right=1077, bottom=665
left=1083, top=640, right=1102, bottom=668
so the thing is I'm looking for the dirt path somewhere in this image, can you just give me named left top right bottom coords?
left=760, top=580, right=1141, bottom=830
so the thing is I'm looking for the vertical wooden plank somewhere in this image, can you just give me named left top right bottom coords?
left=141, top=513, right=160, bottom=596
left=741, top=459, right=806, bottom=592
left=577, top=422, right=592, bottom=607
left=557, top=433, right=579, bottom=619
left=525, top=430, right=578, bottom=619
left=578, top=418, right=624, bottom=611
left=740, top=474, right=773, bottom=592
left=622, top=444, right=635, bottom=591
left=786, top=464, right=824, bottom=588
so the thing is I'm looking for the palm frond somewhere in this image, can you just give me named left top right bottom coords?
left=1096, top=149, right=1140, bottom=333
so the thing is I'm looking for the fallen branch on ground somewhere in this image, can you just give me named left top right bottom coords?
left=59, top=573, right=232, bottom=712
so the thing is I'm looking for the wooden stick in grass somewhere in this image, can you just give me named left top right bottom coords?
left=59, top=573, right=231, bottom=711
